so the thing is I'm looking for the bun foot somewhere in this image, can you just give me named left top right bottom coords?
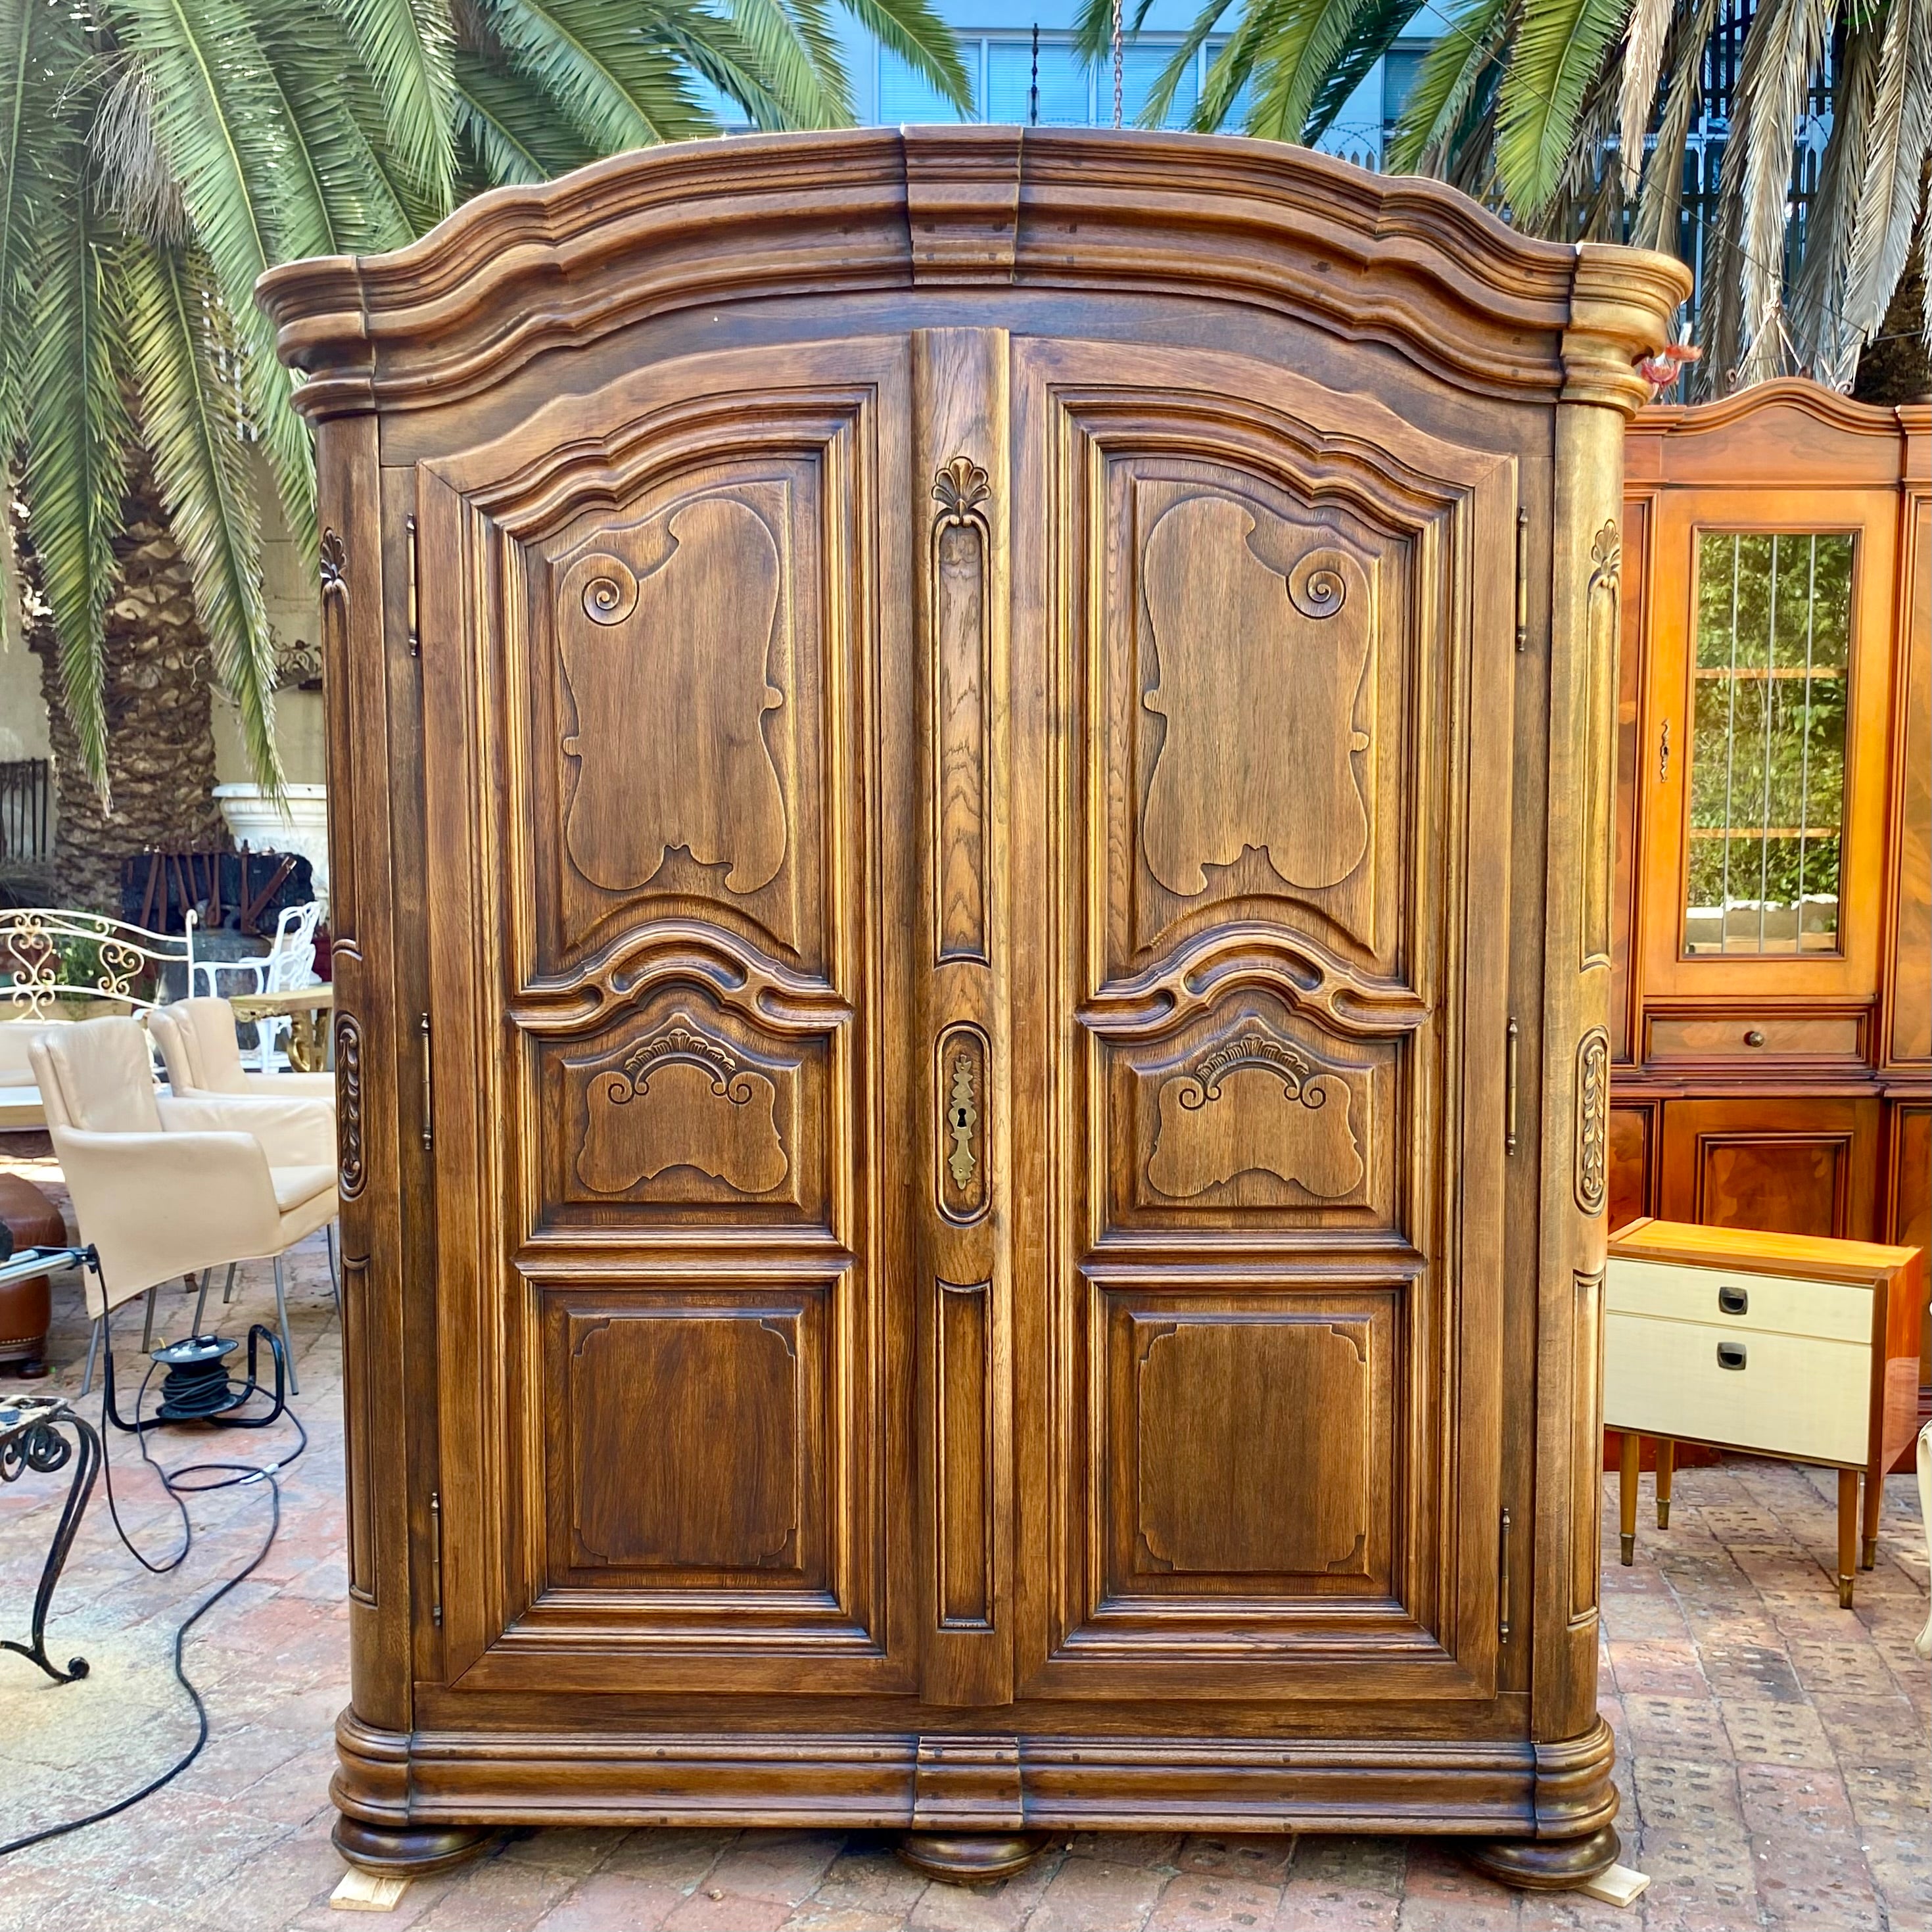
left=333, top=1814, right=496, bottom=1878
left=897, top=1831, right=1050, bottom=1883
left=1467, top=1825, right=1620, bottom=1891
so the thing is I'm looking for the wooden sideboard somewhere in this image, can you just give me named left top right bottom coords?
left=1612, top=383, right=1932, bottom=1430
left=260, top=128, right=1684, bottom=1889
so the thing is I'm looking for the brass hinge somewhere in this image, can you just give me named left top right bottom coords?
left=405, top=513, right=420, bottom=657
left=430, top=1490, right=444, bottom=1628
left=1514, top=506, right=1529, bottom=652
left=1505, top=1017, right=1520, bottom=1156
left=1499, top=1506, right=1513, bottom=1641
left=419, top=1012, right=433, bottom=1151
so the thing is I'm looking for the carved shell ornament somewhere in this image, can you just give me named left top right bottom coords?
left=1148, top=1028, right=1364, bottom=1200
left=577, top=1016, right=788, bottom=1196
left=1141, top=496, right=1374, bottom=898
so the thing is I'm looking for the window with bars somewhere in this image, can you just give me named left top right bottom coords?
left=1684, top=530, right=1853, bottom=956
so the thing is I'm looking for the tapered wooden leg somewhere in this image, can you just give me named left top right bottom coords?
left=1860, top=1462, right=1881, bottom=1569
left=1618, top=1430, right=1641, bottom=1565
left=333, top=1814, right=495, bottom=1878
left=1655, top=1438, right=1674, bottom=1529
left=897, top=1832, right=1050, bottom=1883
left=1836, top=1469, right=1858, bottom=1609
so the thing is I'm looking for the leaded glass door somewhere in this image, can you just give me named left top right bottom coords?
left=1641, top=488, right=1897, bottom=1004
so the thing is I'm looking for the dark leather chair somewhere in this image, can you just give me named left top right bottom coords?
left=0, top=1173, right=64, bottom=1377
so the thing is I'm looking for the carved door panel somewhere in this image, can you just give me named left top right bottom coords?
left=417, top=339, right=922, bottom=1696
left=1008, top=339, right=1519, bottom=1703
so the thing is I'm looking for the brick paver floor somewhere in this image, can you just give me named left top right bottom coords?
left=0, top=1140, right=1925, bottom=1930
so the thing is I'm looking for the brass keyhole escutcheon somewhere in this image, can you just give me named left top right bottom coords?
left=936, top=1025, right=989, bottom=1221
left=947, top=1051, right=978, bottom=1192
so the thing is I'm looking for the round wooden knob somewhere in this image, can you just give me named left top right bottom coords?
left=1743, top=1029, right=1766, bottom=1047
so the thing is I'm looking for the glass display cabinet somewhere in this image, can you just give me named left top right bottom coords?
left=1613, top=380, right=1931, bottom=1438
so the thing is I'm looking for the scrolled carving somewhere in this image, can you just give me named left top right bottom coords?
left=1142, top=497, right=1374, bottom=897
left=576, top=555, right=640, bottom=626
left=603, top=1022, right=759, bottom=1108
left=577, top=1014, right=788, bottom=1196
left=1286, top=548, right=1350, bottom=619
left=1574, top=1027, right=1610, bottom=1216
left=1148, top=1026, right=1364, bottom=1200
left=334, top=1012, right=365, bottom=1198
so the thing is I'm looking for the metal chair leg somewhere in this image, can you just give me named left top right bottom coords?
left=325, top=1222, right=341, bottom=1320
left=191, top=1269, right=213, bottom=1334
left=81, top=1315, right=103, bottom=1397
left=273, top=1253, right=299, bottom=1396
left=222, top=1260, right=238, bottom=1305
left=140, top=1284, right=158, bottom=1352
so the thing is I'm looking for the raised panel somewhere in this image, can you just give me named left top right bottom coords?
left=1101, top=458, right=1405, bottom=977
left=533, top=990, right=830, bottom=1228
left=566, top=1307, right=803, bottom=1572
left=1697, top=1137, right=1846, bottom=1238
left=1131, top=1313, right=1373, bottom=1578
left=1104, top=993, right=1393, bottom=1232
left=1608, top=1104, right=1654, bottom=1231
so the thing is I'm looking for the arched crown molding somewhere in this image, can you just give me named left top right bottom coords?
left=257, top=126, right=1688, bottom=421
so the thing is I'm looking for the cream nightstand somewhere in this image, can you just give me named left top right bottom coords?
left=1606, top=1219, right=1925, bottom=1608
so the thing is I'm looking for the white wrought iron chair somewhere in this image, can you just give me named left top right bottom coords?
left=31, top=1017, right=337, bottom=1396
left=188, top=902, right=322, bottom=1071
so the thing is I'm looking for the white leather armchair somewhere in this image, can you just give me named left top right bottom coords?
left=31, top=1017, right=337, bottom=1395
left=149, top=997, right=335, bottom=1102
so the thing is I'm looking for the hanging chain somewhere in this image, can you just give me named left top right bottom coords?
left=1111, top=0, right=1123, bottom=127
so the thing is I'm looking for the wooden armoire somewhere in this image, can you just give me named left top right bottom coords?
left=260, top=129, right=1685, bottom=1887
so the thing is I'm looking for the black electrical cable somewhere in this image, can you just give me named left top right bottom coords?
left=0, top=1321, right=306, bottom=1860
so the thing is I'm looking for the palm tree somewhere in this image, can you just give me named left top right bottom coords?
left=0, top=0, right=967, bottom=824
left=1077, top=0, right=1931, bottom=398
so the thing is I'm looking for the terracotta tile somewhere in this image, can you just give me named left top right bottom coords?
left=1025, top=1856, right=1166, bottom=1932
left=904, top=1847, right=1064, bottom=1932
left=662, top=1889, right=794, bottom=1932
left=532, top=1871, right=688, bottom=1931
left=413, top=1853, right=580, bottom=1932
left=1177, top=1836, right=1296, bottom=1885
left=1145, top=1869, right=1283, bottom=1929
left=1717, top=1701, right=1835, bottom=1768
left=702, top=1830, right=845, bottom=1905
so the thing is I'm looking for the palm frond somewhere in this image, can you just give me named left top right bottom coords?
left=835, top=0, right=970, bottom=113
left=1628, top=0, right=1717, bottom=252
left=1244, top=0, right=1386, bottom=143
left=1072, top=0, right=1167, bottom=62
left=1, top=0, right=87, bottom=455
left=1386, top=0, right=1511, bottom=174
left=1195, top=0, right=1290, bottom=131
left=1304, top=0, right=1425, bottom=141
left=89, top=60, right=191, bottom=244
left=322, top=0, right=456, bottom=214
left=247, top=0, right=417, bottom=254
left=122, top=235, right=283, bottom=793
left=1131, top=0, right=1235, bottom=130
left=1613, top=0, right=1670, bottom=192
left=1789, top=14, right=1880, bottom=381
left=1495, top=0, right=1631, bottom=220
left=712, top=0, right=845, bottom=126
left=1841, top=0, right=1932, bottom=345
left=1731, top=0, right=1838, bottom=384
left=453, top=45, right=596, bottom=181
left=21, top=153, right=134, bottom=795
left=104, top=0, right=316, bottom=557
left=473, top=0, right=713, bottom=148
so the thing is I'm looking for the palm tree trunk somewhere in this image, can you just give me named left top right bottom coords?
left=26, top=459, right=230, bottom=915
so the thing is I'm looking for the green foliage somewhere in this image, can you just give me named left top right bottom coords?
left=1, top=0, right=969, bottom=800
left=1096, top=0, right=1931, bottom=390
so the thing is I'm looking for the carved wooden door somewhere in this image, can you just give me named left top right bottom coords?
left=415, top=323, right=1517, bottom=1712
left=999, top=337, right=1520, bottom=1708
left=417, top=337, right=924, bottom=1697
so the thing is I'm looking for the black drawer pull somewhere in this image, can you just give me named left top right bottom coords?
left=1716, top=1341, right=1747, bottom=1371
left=1718, top=1285, right=1749, bottom=1316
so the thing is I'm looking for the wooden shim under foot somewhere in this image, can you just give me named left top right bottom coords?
left=1576, top=1863, right=1651, bottom=1908
left=331, top=1867, right=412, bottom=1912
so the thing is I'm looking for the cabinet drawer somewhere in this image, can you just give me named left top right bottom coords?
left=1645, top=1013, right=1864, bottom=1061
left=1607, top=1257, right=1873, bottom=1343
left=1604, top=1311, right=1871, bottom=1465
